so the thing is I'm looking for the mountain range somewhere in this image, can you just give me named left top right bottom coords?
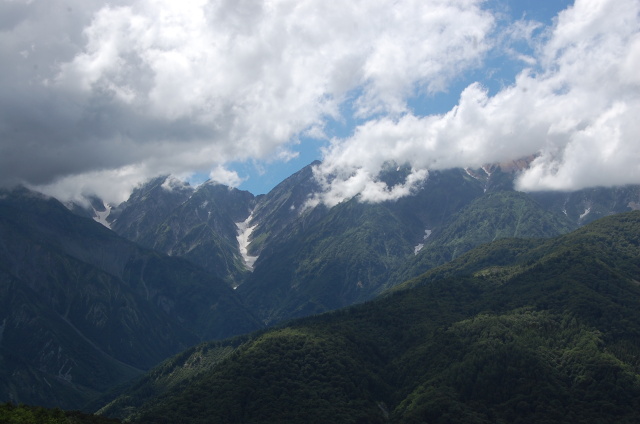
left=1, top=160, right=640, bottom=416
left=80, top=161, right=639, bottom=325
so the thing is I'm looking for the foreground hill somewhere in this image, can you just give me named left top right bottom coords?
left=0, top=403, right=119, bottom=424
left=100, top=211, right=640, bottom=423
left=0, top=189, right=262, bottom=409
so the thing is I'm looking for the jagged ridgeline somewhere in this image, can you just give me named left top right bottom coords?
left=99, top=162, right=636, bottom=326
left=107, top=176, right=257, bottom=287
left=100, top=211, right=640, bottom=423
left=2, top=161, right=639, bottom=413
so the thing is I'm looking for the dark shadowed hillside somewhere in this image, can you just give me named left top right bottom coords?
left=0, top=188, right=261, bottom=409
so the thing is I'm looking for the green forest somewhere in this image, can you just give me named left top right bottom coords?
left=0, top=403, right=119, bottom=424
left=88, top=211, right=640, bottom=423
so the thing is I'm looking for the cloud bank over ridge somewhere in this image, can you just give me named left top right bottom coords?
left=0, top=0, right=638, bottom=205
left=313, top=0, right=640, bottom=205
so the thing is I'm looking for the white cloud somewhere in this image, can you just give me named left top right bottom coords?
left=3, top=0, right=637, bottom=206
left=27, top=164, right=149, bottom=206
left=0, top=0, right=493, bottom=203
left=209, top=165, right=244, bottom=187
left=313, top=0, right=640, bottom=205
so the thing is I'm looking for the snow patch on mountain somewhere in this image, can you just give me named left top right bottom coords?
left=464, top=168, right=479, bottom=180
left=579, top=207, right=591, bottom=220
left=464, top=167, right=492, bottom=192
left=93, top=203, right=112, bottom=229
left=237, top=213, right=259, bottom=271
left=414, top=229, right=432, bottom=255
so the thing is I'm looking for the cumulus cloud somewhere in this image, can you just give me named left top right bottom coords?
left=29, top=164, right=151, bottom=206
left=312, top=0, right=640, bottom=206
left=3, top=0, right=637, bottom=207
left=209, top=165, right=245, bottom=187
left=0, top=0, right=493, bottom=204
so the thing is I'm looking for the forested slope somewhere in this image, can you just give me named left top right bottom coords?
left=100, top=211, right=640, bottom=423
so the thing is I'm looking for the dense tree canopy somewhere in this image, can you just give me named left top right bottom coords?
left=100, top=212, right=640, bottom=423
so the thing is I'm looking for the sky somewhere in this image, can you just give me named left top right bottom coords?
left=0, top=0, right=638, bottom=206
